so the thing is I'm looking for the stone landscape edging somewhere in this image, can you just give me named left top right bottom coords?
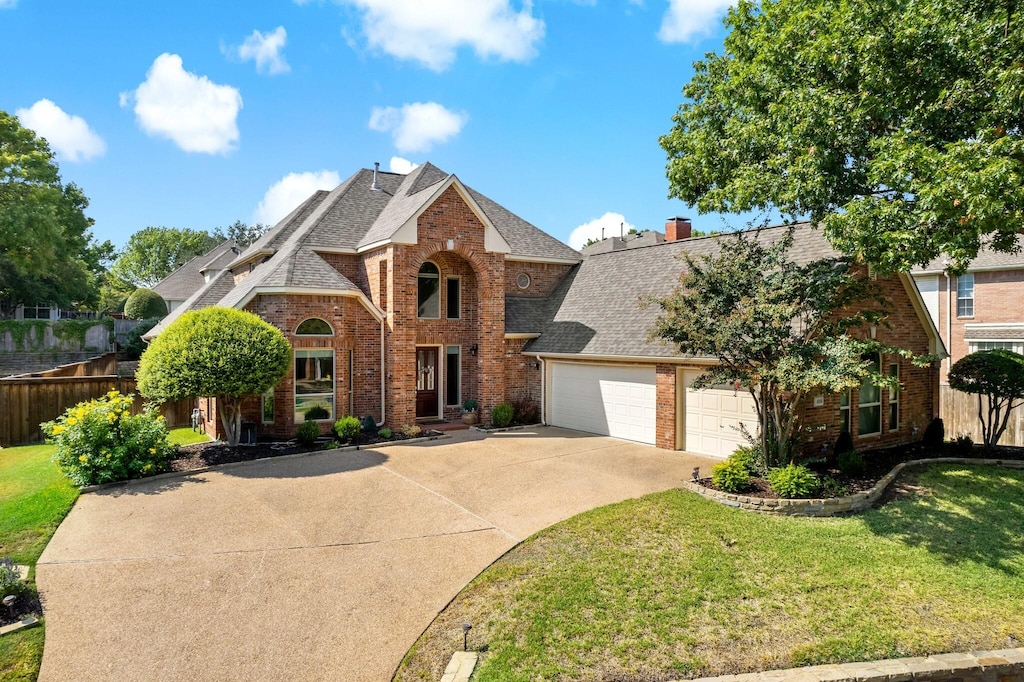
left=79, top=432, right=450, bottom=493
left=683, top=457, right=1024, bottom=517
left=674, top=647, right=1024, bottom=682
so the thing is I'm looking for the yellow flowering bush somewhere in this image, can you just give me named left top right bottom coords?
left=41, top=390, right=176, bottom=486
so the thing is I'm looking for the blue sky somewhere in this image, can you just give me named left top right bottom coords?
left=0, top=0, right=756, bottom=251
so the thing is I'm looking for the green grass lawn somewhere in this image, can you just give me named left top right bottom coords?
left=167, top=427, right=212, bottom=447
left=396, top=463, right=1024, bottom=681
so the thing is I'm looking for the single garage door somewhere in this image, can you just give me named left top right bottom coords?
left=683, top=369, right=758, bottom=458
left=549, top=362, right=656, bottom=444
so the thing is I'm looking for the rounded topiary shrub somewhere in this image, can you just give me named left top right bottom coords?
left=41, top=390, right=175, bottom=486
left=492, top=402, right=514, bottom=428
left=360, top=415, right=377, bottom=435
left=334, top=416, right=361, bottom=442
left=711, top=457, right=752, bottom=493
left=767, top=463, right=819, bottom=499
left=922, top=418, right=945, bottom=448
left=124, top=288, right=168, bottom=320
left=296, top=421, right=320, bottom=446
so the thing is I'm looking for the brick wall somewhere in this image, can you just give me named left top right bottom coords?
left=504, top=261, right=575, bottom=297
left=935, top=269, right=1024, bottom=382
left=503, top=338, right=541, bottom=403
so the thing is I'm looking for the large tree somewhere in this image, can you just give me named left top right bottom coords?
left=661, top=0, right=1024, bottom=273
left=213, top=219, right=268, bottom=248
left=136, top=307, right=291, bottom=445
left=0, top=110, right=113, bottom=314
left=648, top=228, right=930, bottom=466
left=109, top=226, right=220, bottom=288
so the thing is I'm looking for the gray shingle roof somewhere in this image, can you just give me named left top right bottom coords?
left=151, top=240, right=237, bottom=301
left=230, top=189, right=332, bottom=266
left=505, top=296, right=551, bottom=335
left=522, top=223, right=839, bottom=357
left=357, top=164, right=445, bottom=249
left=963, top=324, right=1024, bottom=340
left=466, top=188, right=580, bottom=262
left=144, top=269, right=237, bottom=339
left=913, top=235, right=1024, bottom=272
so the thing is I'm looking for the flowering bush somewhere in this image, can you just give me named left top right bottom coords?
left=41, top=390, right=176, bottom=486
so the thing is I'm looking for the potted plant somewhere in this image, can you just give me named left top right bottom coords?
left=461, top=398, right=478, bottom=425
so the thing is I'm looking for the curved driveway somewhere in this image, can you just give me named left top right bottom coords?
left=37, top=427, right=713, bottom=681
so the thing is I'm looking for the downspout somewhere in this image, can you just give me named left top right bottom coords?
left=377, top=315, right=386, bottom=427
left=539, top=356, right=546, bottom=425
left=944, top=270, right=951, bottom=375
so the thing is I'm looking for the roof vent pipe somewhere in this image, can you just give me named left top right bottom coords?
left=371, top=162, right=381, bottom=191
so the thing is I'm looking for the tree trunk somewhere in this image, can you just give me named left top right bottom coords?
left=219, top=397, right=243, bottom=446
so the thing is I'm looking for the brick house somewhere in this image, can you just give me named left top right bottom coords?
left=911, top=241, right=1024, bottom=383
left=151, top=240, right=239, bottom=314
left=150, top=163, right=942, bottom=457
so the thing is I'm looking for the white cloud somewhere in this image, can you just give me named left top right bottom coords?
left=389, top=156, right=419, bottom=174
left=123, top=53, right=243, bottom=154
left=230, top=26, right=290, bottom=75
left=368, top=102, right=467, bottom=154
left=568, top=212, right=638, bottom=250
left=254, top=170, right=342, bottom=225
left=335, top=0, right=544, bottom=71
left=0, top=0, right=18, bottom=8
left=15, top=99, right=106, bottom=163
left=658, top=0, right=733, bottom=43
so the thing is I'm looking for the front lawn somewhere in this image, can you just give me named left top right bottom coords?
left=167, top=427, right=212, bottom=447
left=396, top=463, right=1024, bottom=681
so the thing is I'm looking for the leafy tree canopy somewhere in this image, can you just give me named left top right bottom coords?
left=0, top=110, right=113, bottom=315
left=661, top=0, right=1024, bottom=273
left=948, top=349, right=1024, bottom=446
left=108, top=226, right=220, bottom=289
left=136, top=307, right=291, bottom=445
left=213, top=219, right=268, bottom=248
left=648, top=227, right=931, bottom=464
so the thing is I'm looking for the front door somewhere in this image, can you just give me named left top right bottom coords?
left=416, top=347, right=438, bottom=419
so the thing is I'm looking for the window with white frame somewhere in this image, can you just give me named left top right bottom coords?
left=839, top=389, right=851, bottom=433
left=888, top=362, right=899, bottom=432
left=446, top=277, right=460, bottom=319
left=294, top=349, right=334, bottom=422
left=858, top=354, right=881, bottom=436
left=418, top=262, right=440, bottom=319
left=445, top=345, right=460, bottom=406
left=21, top=306, right=51, bottom=320
left=956, top=273, right=974, bottom=317
left=295, top=318, right=333, bottom=335
left=262, top=387, right=275, bottom=424
left=968, top=341, right=1024, bottom=354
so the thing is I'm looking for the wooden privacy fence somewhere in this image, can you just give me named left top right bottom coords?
left=0, top=375, right=195, bottom=447
left=940, top=384, right=1024, bottom=447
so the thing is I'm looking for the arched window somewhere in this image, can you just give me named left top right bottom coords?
left=295, top=318, right=333, bottom=335
left=417, top=262, right=440, bottom=319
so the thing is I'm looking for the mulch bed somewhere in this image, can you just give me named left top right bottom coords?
left=698, top=442, right=1024, bottom=500
left=168, top=431, right=442, bottom=473
left=0, top=592, right=41, bottom=628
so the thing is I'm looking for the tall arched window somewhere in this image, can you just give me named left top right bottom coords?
left=418, top=262, right=440, bottom=319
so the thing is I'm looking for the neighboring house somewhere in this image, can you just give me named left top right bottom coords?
left=150, top=163, right=942, bottom=457
left=911, top=240, right=1024, bottom=383
left=151, top=240, right=239, bottom=313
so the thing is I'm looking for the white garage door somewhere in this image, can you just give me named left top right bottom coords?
left=549, top=363, right=656, bottom=444
left=683, top=370, right=758, bottom=458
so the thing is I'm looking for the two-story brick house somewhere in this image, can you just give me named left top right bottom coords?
left=151, top=163, right=942, bottom=457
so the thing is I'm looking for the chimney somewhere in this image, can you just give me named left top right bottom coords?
left=665, top=216, right=691, bottom=242
left=371, top=162, right=381, bottom=191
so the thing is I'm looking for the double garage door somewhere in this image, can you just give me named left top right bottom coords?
left=547, top=363, right=757, bottom=457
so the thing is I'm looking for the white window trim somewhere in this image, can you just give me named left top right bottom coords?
left=417, top=262, right=441, bottom=320
left=839, top=389, right=851, bottom=433
left=858, top=355, right=881, bottom=437
left=446, top=276, right=461, bottom=320
left=956, top=273, right=975, bottom=318
left=261, top=388, right=275, bottom=424
left=294, top=349, right=335, bottom=423
left=888, top=363, right=899, bottom=433
left=445, top=345, right=461, bottom=407
left=968, top=340, right=1024, bottom=354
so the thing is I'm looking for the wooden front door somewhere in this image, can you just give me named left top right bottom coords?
left=416, top=347, right=438, bottom=419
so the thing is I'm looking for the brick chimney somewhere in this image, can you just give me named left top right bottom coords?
left=665, top=216, right=692, bottom=242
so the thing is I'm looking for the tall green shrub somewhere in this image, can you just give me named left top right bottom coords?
left=124, top=288, right=168, bottom=320
left=948, top=349, right=1024, bottom=447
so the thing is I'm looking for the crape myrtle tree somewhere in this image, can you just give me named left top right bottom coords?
left=661, top=0, right=1024, bottom=273
left=948, top=349, right=1024, bottom=447
left=647, top=228, right=932, bottom=467
left=137, top=307, right=291, bottom=445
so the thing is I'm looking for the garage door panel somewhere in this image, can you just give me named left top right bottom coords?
left=550, top=363, right=656, bottom=445
left=683, top=370, right=758, bottom=458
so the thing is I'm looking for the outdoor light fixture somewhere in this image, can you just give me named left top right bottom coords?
left=2, top=594, right=15, bottom=620
left=462, top=622, right=472, bottom=651
left=470, top=344, right=478, bottom=356
left=692, top=467, right=700, bottom=482
left=869, top=324, right=877, bottom=339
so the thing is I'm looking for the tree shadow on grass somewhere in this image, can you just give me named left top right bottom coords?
left=862, top=463, right=1024, bottom=575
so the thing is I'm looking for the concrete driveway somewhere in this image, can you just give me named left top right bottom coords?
left=36, top=426, right=714, bottom=681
